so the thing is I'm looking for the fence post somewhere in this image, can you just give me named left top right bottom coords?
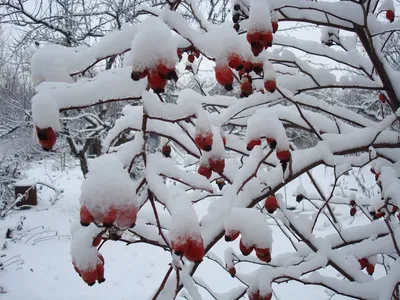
left=14, top=181, right=37, bottom=208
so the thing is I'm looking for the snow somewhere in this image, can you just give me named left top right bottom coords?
left=70, top=224, right=102, bottom=270
left=143, top=91, right=196, bottom=121
left=379, top=0, right=395, bottom=11
left=181, top=269, right=202, bottom=300
left=35, top=67, right=146, bottom=111
left=246, top=108, right=289, bottom=149
left=14, top=180, right=37, bottom=187
left=224, top=247, right=235, bottom=269
left=169, top=195, right=202, bottom=243
left=321, top=27, right=339, bottom=45
left=147, top=152, right=213, bottom=193
left=248, top=0, right=272, bottom=33
left=195, top=111, right=213, bottom=135
left=112, top=132, right=145, bottom=167
left=31, top=93, right=61, bottom=131
left=31, top=24, right=138, bottom=83
left=130, top=17, right=177, bottom=72
left=103, top=105, right=143, bottom=150
left=80, top=155, right=137, bottom=215
left=224, top=208, right=272, bottom=248
left=263, top=59, right=276, bottom=81
left=31, top=45, right=76, bottom=85
left=295, top=185, right=307, bottom=198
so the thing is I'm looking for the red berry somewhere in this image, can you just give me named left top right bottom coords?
left=260, top=293, right=272, bottom=300
left=239, top=238, right=253, bottom=256
left=131, top=68, right=148, bottom=81
left=195, top=131, right=213, bottom=151
left=96, top=260, right=105, bottom=284
left=240, top=79, right=253, bottom=98
left=251, top=42, right=264, bottom=56
left=264, top=80, right=277, bottom=93
left=259, top=31, right=273, bottom=47
left=243, top=61, right=253, bottom=73
left=198, top=164, right=212, bottom=179
left=80, top=268, right=98, bottom=286
left=225, top=230, right=240, bottom=242
left=103, top=207, right=117, bottom=227
left=215, top=64, right=234, bottom=91
left=265, top=196, right=278, bottom=214
left=386, top=10, right=395, bottom=22
left=209, top=157, right=225, bottom=173
left=350, top=200, right=356, bottom=207
left=194, top=49, right=201, bottom=58
left=247, top=139, right=261, bottom=151
left=266, top=137, right=276, bottom=149
left=184, top=238, right=204, bottom=262
left=253, top=62, right=263, bottom=75
left=80, top=205, right=94, bottom=226
left=358, top=258, right=368, bottom=270
left=36, top=126, right=57, bottom=150
left=350, top=207, right=356, bottom=216
left=246, top=31, right=260, bottom=44
left=255, top=247, right=270, bottom=257
left=272, top=21, right=279, bottom=33
left=248, top=290, right=260, bottom=300
left=162, top=144, right=171, bottom=157
left=366, top=263, right=375, bottom=275
left=148, top=68, right=167, bottom=94
left=379, top=93, right=386, bottom=103
left=188, top=54, right=195, bottom=63
left=156, top=63, right=170, bottom=79
left=227, top=265, right=236, bottom=277
left=228, top=53, right=243, bottom=71
left=238, top=68, right=245, bottom=79
left=116, top=204, right=138, bottom=228
left=276, top=149, right=291, bottom=162
left=172, top=236, right=191, bottom=255
left=255, top=247, right=271, bottom=263
left=243, top=74, right=253, bottom=83
left=92, top=235, right=102, bottom=247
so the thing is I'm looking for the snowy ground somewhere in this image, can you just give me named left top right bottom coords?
left=1, top=158, right=380, bottom=300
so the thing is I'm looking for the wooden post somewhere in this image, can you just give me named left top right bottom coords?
left=14, top=181, right=37, bottom=208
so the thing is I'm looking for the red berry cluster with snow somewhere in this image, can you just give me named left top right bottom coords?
left=224, top=208, right=273, bottom=262
left=130, top=17, right=178, bottom=93
left=79, top=155, right=139, bottom=229
left=170, top=200, right=205, bottom=262
left=70, top=224, right=106, bottom=286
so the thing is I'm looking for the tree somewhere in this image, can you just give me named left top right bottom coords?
left=31, top=0, right=400, bottom=299
left=1, top=0, right=167, bottom=176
